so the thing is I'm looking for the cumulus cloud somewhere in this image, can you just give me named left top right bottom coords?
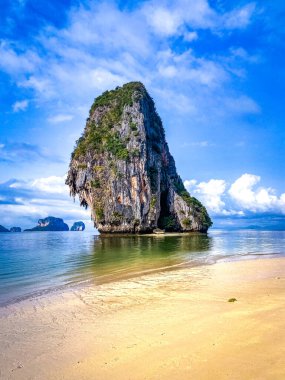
left=12, top=99, right=28, bottom=112
left=194, top=179, right=227, bottom=214
left=184, top=173, right=285, bottom=216
left=229, top=174, right=285, bottom=213
left=31, top=176, right=68, bottom=194
left=11, top=175, right=69, bottom=194
left=144, top=0, right=256, bottom=36
left=146, top=7, right=181, bottom=36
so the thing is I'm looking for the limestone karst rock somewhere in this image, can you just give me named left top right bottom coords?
left=24, top=217, right=69, bottom=231
left=66, top=82, right=212, bottom=234
left=0, top=225, right=9, bottom=232
left=71, top=221, right=85, bottom=231
left=10, top=227, right=21, bottom=232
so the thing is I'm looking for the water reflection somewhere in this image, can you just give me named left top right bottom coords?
left=66, top=234, right=213, bottom=284
left=1, top=230, right=284, bottom=306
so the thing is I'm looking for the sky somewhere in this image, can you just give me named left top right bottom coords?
left=0, top=0, right=285, bottom=230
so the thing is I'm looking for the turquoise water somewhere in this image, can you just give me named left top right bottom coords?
left=0, top=230, right=284, bottom=306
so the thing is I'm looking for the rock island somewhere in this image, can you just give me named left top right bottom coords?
left=66, top=82, right=212, bottom=234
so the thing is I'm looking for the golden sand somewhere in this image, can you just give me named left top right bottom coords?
left=0, top=257, right=284, bottom=379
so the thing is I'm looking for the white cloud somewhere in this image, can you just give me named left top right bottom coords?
left=143, top=0, right=215, bottom=35
left=184, top=173, right=285, bottom=216
left=185, top=178, right=230, bottom=214
left=11, top=175, right=68, bottom=194
left=0, top=0, right=260, bottom=126
left=223, top=3, right=256, bottom=30
left=48, top=114, right=74, bottom=124
left=158, top=65, right=177, bottom=78
left=195, top=179, right=228, bottom=214
left=31, top=175, right=69, bottom=194
left=183, top=31, right=198, bottom=42
left=154, top=87, right=197, bottom=114
left=229, top=174, right=285, bottom=213
left=146, top=7, right=181, bottom=36
left=144, top=1, right=256, bottom=37
left=156, top=48, right=228, bottom=88
left=19, top=76, right=55, bottom=98
left=0, top=41, right=40, bottom=74
left=185, top=58, right=229, bottom=87
left=184, top=179, right=197, bottom=190
left=12, top=99, right=29, bottom=112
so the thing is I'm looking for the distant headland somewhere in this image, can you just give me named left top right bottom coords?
left=0, top=217, right=85, bottom=232
left=66, top=82, right=212, bottom=234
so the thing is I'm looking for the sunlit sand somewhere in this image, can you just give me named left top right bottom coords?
left=0, top=257, right=284, bottom=379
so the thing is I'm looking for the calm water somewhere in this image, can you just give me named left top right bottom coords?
left=0, top=230, right=284, bottom=306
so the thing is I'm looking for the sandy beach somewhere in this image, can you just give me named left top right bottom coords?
left=0, top=257, right=284, bottom=380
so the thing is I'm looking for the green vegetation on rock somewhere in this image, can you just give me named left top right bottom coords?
left=91, top=179, right=101, bottom=188
left=130, top=122, right=137, bottom=131
left=77, top=163, right=87, bottom=169
left=73, top=82, right=146, bottom=161
left=182, top=217, right=192, bottom=227
left=73, top=122, right=129, bottom=160
left=150, top=196, right=157, bottom=210
left=160, top=216, right=177, bottom=231
left=174, top=181, right=212, bottom=229
left=95, top=208, right=104, bottom=222
left=89, top=82, right=144, bottom=117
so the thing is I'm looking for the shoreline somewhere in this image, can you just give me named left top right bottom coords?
left=0, top=251, right=283, bottom=310
left=0, top=256, right=284, bottom=379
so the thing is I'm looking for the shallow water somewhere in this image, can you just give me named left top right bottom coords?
left=0, top=230, right=284, bottom=306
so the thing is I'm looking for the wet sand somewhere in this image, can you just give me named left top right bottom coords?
left=0, top=257, right=284, bottom=379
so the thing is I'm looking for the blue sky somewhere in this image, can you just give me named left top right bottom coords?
left=0, top=0, right=285, bottom=230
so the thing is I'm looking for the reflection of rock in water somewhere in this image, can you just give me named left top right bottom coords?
left=65, top=234, right=213, bottom=286
left=92, top=234, right=213, bottom=261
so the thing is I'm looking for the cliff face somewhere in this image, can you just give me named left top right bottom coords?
left=66, top=82, right=212, bottom=234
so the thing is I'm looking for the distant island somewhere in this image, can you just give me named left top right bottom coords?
left=24, top=217, right=69, bottom=232
left=10, top=227, right=22, bottom=232
left=0, top=225, right=9, bottom=233
left=66, top=82, right=212, bottom=234
left=0, top=225, right=21, bottom=233
left=71, top=221, right=85, bottom=231
left=0, top=218, right=85, bottom=232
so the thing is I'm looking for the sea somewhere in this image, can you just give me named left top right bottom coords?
left=0, top=230, right=284, bottom=306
